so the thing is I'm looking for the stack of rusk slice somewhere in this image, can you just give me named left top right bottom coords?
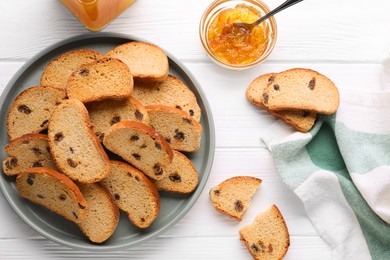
left=246, top=68, right=340, bottom=132
left=2, top=41, right=202, bottom=243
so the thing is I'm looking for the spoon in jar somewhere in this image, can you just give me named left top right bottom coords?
left=233, top=0, right=304, bottom=31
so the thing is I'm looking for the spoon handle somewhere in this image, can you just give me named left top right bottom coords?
left=254, top=0, right=304, bottom=26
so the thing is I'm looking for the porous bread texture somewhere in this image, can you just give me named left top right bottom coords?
left=152, top=150, right=199, bottom=194
left=132, top=75, right=201, bottom=122
left=105, top=41, right=169, bottom=83
left=66, top=57, right=133, bottom=103
left=86, top=96, right=149, bottom=142
left=246, top=73, right=317, bottom=133
left=102, top=121, right=173, bottom=180
left=209, top=176, right=262, bottom=221
left=239, top=204, right=290, bottom=260
left=40, top=49, right=103, bottom=89
left=77, top=182, right=120, bottom=243
left=48, top=99, right=110, bottom=183
left=2, top=134, right=58, bottom=176
left=16, top=167, right=87, bottom=224
left=100, top=160, right=160, bottom=228
left=6, top=86, right=67, bottom=140
left=146, top=105, right=202, bottom=152
left=262, top=68, right=340, bottom=114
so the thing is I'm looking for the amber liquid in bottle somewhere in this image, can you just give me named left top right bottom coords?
left=60, top=0, right=136, bottom=31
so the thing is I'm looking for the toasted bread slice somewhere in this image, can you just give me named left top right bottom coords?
left=152, top=150, right=198, bottom=194
left=86, top=96, right=149, bottom=142
left=16, top=167, right=87, bottom=224
left=103, top=121, right=173, bottom=180
left=40, top=49, right=103, bottom=89
left=48, top=99, right=110, bottom=183
left=100, top=160, right=160, bottom=228
left=2, top=134, right=58, bottom=176
left=262, top=68, right=339, bottom=114
left=6, top=86, right=67, bottom=140
left=246, top=73, right=317, bottom=132
left=239, top=205, right=290, bottom=260
left=77, top=182, right=120, bottom=243
left=146, top=105, right=202, bottom=152
left=105, top=41, right=168, bottom=83
left=209, top=176, right=262, bottom=221
left=66, top=57, right=133, bottom=103
left=132, top=75, right=201, bottom=122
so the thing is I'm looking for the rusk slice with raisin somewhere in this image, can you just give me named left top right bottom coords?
left=6, top=86, right=67, bottom=140
left=246, top=73, right=317, bottom=132
left=16, top=167, right=87, bottom=224
left=100, top=160, right=160, bottom=228
left=86, top=96, right=149, bottom=142
left=262, top=68, right=339, bottom=114
left=77, top=183, right=120, bottom=243
left=152, top=150, right=198, bottom=194
left=103, top=121, right=173, bottom=180
left=239, top=205, right=290, bottom=260
left=146, top=105, right=202, bottom=152
left=132, top=75, right=201, bottom=122
left=40, top=49, right=103, bottom=89
left=209, top=176, right=262, bottom=221
left=2, top=134, right=57, bottom=176
left=66, top=57, right=133, bottom=103
left=48, top=99, right=110, bottom=183
left=105, top=41, right=169, bottom=83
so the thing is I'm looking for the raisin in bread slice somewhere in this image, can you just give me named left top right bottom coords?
left=6, top=86, right=67, bottom=140
left=40, top=49, right=103, bottom=89
left=48, top=99, right=110, bottom=183
left=132, top=75, right=201, bottom=122
left=2, top=134, right=58, bottom=176
left=105, top=41, right=168, bottom=83
left=77, top=182, right=120, bottom=243
left=16, top=167, right=87, bottom=224
left=152, top=150, right=198, bottom=194
left=103, top=121, right=173, bottom=180
left=239, top=205, right=290, bottom=260
left=66, top=57, right=133, bottom=103
left=209, top=176, right=262, bottom=221
left=262, top=68, right=340, bottom=114
left=246, top=73, right=317, bottom=132
left=100, top=160, right=160, bottom=228
left=86, top=96, right=149, bottom=142
left=146, top=105, right=202, bottom=152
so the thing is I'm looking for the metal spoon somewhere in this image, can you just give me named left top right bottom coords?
left=233, top=0, right=304, bottom=31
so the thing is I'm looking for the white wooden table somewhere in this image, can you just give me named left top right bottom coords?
left=1, top=0, right=390, bottom=259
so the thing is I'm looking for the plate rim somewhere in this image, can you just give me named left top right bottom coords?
left=0, top=32, right=215, bottom=252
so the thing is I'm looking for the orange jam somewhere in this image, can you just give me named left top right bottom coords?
left=60, top=0, right=136, bottom=31
left=206, top=4, right=271, bottom=65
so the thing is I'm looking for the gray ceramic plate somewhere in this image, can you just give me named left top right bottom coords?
left=0, top=33, right=215, bottom=251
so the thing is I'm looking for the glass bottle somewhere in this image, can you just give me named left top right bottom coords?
left=60, top=0, right=136, bottom=31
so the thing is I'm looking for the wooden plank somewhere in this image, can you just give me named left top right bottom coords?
left=0, top=236, right=330, bottom=259
left=0, top=0, right=389, bottom=62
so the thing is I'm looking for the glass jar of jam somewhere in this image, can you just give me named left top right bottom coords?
left=60, top=0, right=136, bottom=32
left=200, top=0, right=277, bottom=70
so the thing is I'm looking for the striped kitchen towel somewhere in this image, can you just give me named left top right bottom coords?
left=262, top=88, right=390, bottom=259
